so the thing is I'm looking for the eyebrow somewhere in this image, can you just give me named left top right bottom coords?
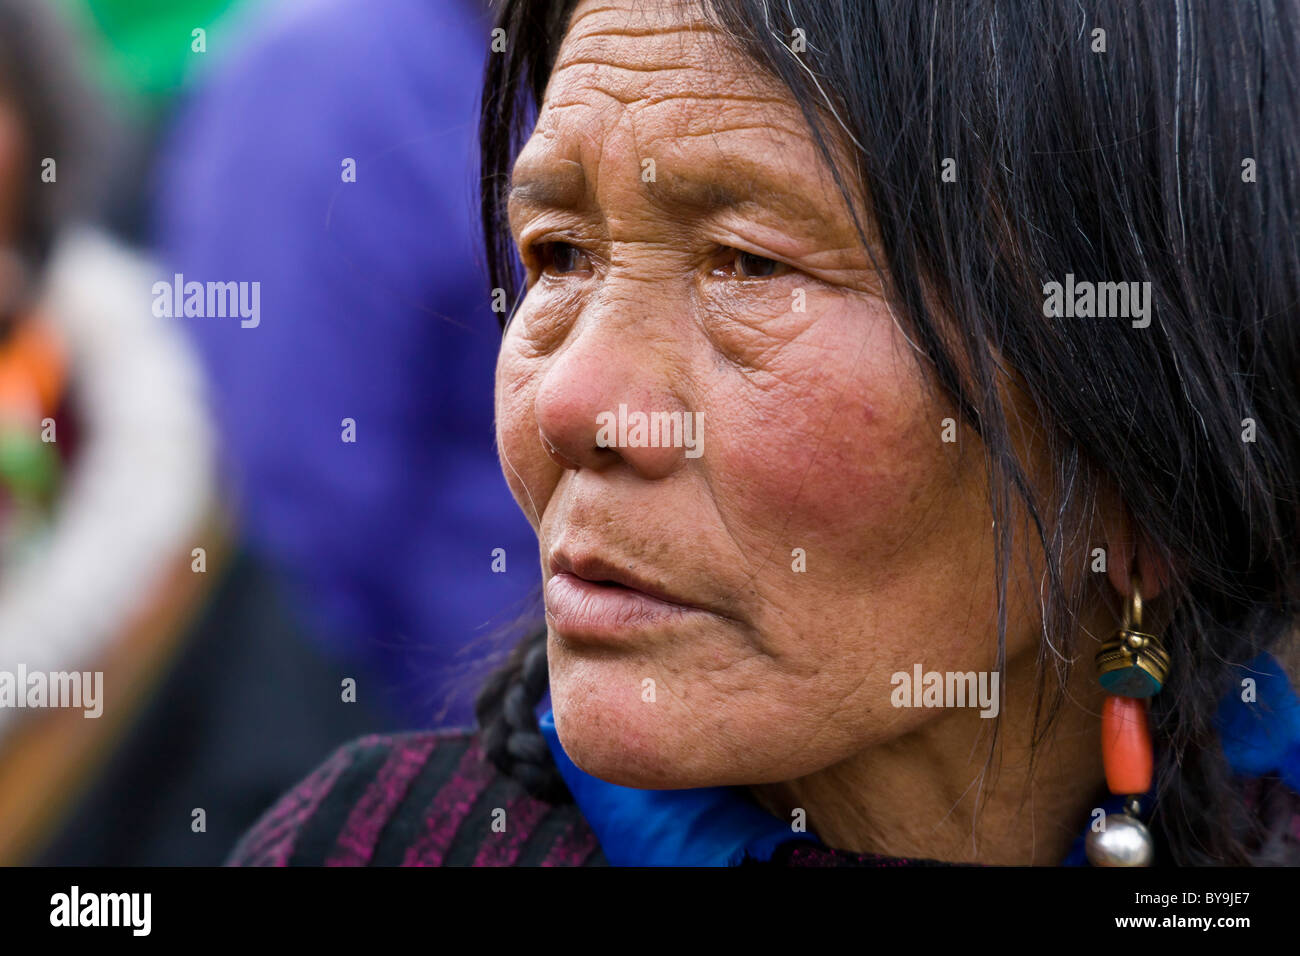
left=507, top=164, right=587, bottom=211
left=507, top=160, right=814, bottom=221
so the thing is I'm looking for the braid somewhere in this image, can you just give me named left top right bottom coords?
left=475, top=625, right=572, bottom=804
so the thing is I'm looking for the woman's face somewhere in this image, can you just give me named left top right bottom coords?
left=496, top=0, right=1046, bottom=788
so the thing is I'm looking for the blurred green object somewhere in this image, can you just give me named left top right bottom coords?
left=0, top=426, right=59, bottom=505
left=54, top=0, right=248, bottom=113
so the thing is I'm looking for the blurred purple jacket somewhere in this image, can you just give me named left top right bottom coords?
left=152, top=0, right=538, bottom=726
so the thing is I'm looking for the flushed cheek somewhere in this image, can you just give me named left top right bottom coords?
left=705, top=302, right=946, bottom=568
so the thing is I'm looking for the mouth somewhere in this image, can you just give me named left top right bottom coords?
left=545, top=551, right=710, bottom=641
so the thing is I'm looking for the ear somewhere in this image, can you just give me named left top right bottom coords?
left=1104, top=507, right=1171, bottom=601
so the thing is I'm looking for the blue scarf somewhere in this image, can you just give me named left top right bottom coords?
left=540, top=652, right=1300, bottom=866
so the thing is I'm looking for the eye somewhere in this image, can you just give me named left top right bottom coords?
left=713, top=247, right=792, bottom=280
left=534, top=240, right=592, bottom=277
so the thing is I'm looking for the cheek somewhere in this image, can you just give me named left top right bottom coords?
left=708, top=295, right=1000, bottom=705
left=494, top=326, right=550, bottom=527
left=707, top=294, right=960, bottom=569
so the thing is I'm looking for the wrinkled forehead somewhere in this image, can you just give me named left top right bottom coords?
left=541, top=0, right=794, bottom=127
left=515, top=0, right=868, bottom=223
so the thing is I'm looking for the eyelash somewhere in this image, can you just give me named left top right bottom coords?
left=712, top=247, right=793, bottom=280
left=531, top=240, right=590, bottom=277
left=525, top=240, right=792, bottom=281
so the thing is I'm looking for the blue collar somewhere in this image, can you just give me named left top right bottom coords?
left=538, top=710, right=815, bottom=865
left=540, top=651, right=1300, bottom=866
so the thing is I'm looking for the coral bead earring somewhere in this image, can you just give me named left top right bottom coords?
left=1086, top=580, right=1161, bottom=867
left=1101, top=695, right=1153, bottom=794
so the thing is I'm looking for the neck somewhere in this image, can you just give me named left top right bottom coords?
left=751, top=647, right=1109, bottom=865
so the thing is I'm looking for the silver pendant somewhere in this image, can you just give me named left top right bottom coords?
left=1085, top=811, right=1154, bottom=866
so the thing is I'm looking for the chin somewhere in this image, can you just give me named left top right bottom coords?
left=549, top=669, right=771, bottom=789
left=550, top=682, right=700, bottom=789
left=547, top=662, right=812, bottom=790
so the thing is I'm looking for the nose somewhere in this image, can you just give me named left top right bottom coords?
left=533, top=321, right=694, bottom=481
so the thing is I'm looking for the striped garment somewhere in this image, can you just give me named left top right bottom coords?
left=224, top=728, right=957, bottom=866
left=225, top=729, right=605, bottom=867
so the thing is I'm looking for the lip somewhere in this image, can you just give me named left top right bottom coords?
left=549, top=552, right=698, bottom=605
left=545, top=552, right=708, bottom=640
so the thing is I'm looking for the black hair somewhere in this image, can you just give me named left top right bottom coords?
left=476, top=0, right=1300, bottom=864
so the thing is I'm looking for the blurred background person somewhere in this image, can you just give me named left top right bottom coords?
left=50, top=0, right=257, bottom=241
left=0, top=0, right=384, bottom=866
left=151, top=0, right=541, bottom=729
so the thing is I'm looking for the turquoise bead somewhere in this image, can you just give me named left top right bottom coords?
left=1099, top=667, right=1162, bottom=698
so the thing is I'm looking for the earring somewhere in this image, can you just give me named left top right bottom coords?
left=1085, top=578, right=1167, bottom=866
